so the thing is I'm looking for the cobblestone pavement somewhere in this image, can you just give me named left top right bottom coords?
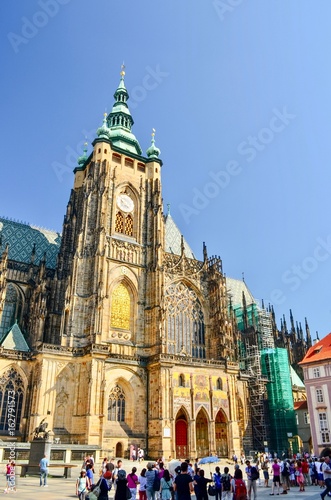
left=4, top=460, right=325, bottom=500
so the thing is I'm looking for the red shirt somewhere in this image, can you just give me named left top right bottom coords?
left=301, top=462, right=309, bottom=474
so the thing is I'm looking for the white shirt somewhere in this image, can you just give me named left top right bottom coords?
left=322, top=462, right=331, bottom=481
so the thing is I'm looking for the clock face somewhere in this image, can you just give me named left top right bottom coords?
left=117, top=194, right=134, bottom=213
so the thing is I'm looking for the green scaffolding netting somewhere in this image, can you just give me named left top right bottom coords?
left=261, top=348, right=298, bottom=455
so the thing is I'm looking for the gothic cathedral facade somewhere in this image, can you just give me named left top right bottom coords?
left=0, top=71, right=249, bottom=459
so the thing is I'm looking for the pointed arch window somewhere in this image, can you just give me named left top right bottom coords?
left=165, top=282, right=205, bottom=359
left=115, top=211, right=135, bottom=238
left=111, top=283, right=130, bottom=330
left=179, top=374, right=185, bottom=387
left=115, top=212, right=124, bottom=233
left=0, top=284, right=23, bottom=336
left=108, top=385, right=125, bottom=422
left=0, top=368, right=24, bottom=433
left=125, top=215, right=133, bottom=237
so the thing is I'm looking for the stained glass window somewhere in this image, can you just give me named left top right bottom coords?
left=0, top=368, right=24, bottom=433
left=108, top=385, right=125, bottom=421
left=165, top=282, right=205, bottom=358
left=111, top=283, right=130, bottom=330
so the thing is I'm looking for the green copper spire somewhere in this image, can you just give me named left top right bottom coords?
left=77, top=141, right=88, bottom=166
left=106, top=65, right=142, bottom=155
left=97, top=112, right=111, bottom=140
left=146, top=129, right=161, bottom=159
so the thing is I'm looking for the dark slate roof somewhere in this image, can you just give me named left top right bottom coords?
left=0, top=322, right=30, bottom=352
left=0, top=217, right=61, bottom=269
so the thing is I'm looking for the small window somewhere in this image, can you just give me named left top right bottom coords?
left=112, top=153, right=121, bottom=163
left=304, top=412, right=310, bottom=425
left=179, top=374, right=185, bottom=387
left=321, top=432, right=330, bottom=443
left=125, top=158, right=134, bottom=168
left=316, top=389, right=324, bottom=403
left=295, top=413, right=299, bottom=425
left=155, top=168, right=158, bottom=173
left=319, top=412, right=328, bottom=430
left=313, top=367, right=320, bottom=378
left=104, top=149, right=107, bottom=154
left=137, top=163, right=145, bottom=172
left=216, top=378, right=223, bottom=390
left=98, top=148, right=101, bottom=153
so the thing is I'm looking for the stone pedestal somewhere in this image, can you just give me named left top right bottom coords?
left=27, top=439, right=52, bottom=475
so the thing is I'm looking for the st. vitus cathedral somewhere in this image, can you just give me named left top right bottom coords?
left=0, top=70, right=311, bottom=459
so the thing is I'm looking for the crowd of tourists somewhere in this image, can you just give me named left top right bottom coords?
left=74, top=452, right=331, bottom=500
left=75, top=456, right=247, bottom=500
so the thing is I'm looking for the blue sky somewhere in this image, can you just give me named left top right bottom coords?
left=1, top=0, right=330, bottom=338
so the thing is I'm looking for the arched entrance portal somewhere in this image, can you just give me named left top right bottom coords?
left=196, top=408, right=209, bottom=457
left=215, top=409, right=228, bottom=457
left=175, top=409, right=188, bottom=458
left=115, top=442, right=123, bottom=457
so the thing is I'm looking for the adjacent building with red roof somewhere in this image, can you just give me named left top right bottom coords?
left=299, top=333, right=331, bottom=455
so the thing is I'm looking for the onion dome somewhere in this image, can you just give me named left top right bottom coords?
left=146, top=129, right=161, bottom=159
left=97, top=112, right=111, bottom=140
left=77, top=142, right=88, bottom=167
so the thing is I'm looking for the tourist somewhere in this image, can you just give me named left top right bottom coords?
left=160, top=469, right=173, bottom=500
left=146, top=462, right=157, bottom=500
left=173, top=462, right=194, bottom=500
left=220, top=467, right=232, bottom=500
left=96, top=468, right=112, bottom=500
left=194, top=469, right=212, bottom=500
left=86, top=463, right=94, bottom=489
left=231, top=468, right=247, bottom=500
left=261, top=459, right=269, bottom=487
left=321, top=456, right=331, bottom=499
left=127, top=466, right=139, bottom=500
left=245, top=460, right=258, bottom=500
left=295, top=459, right=305, bottom=492
left=212, top=466, right=222, bottom=500
left=138, top=467, right=147, bottom=500
left=270, top=459, right=281, bottom=496
left=76, top=469, right=89, bottom=500
left=39, top=453, right=49, bottom=487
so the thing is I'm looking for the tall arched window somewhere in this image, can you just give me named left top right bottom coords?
left=115, top=212, right=124, bottom=233
left=125, top=215, right=133, bottom=236
left=179, top=374, right=185, bottom=387
left=165, top=282, right=205, bottom=358
left=110, top=283, right=130, bottom=330
left=0, top=368, right=24, bottom=433
left=216, top=378, right=223, bottom=390
left=0, top=284, right=23, bottom=336
left=108, top=385, right=125, bottom=422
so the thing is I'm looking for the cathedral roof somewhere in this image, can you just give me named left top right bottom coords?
left=290, top=365, right=304, bottom=387
left=164, top=214, right=195, bottom=259
left=0, top=322, right=30, bottom=352
left=0, top=217, right=61, bottom=269
left=225, top=277, right=257, bottom=308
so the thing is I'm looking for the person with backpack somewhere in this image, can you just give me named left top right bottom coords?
left=245, top=460, right=258, bottom=500
left=194, top=469, right=212, bottom=500
left=220, top=467, right=232, bottom=500
left=231, top=468, right=247, bottom=500
left=213, top=466, right=222, bottom=500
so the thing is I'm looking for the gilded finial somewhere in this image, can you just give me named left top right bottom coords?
left=120, top=62, right=125, bottom=78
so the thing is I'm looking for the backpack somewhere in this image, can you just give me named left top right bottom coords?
left=282, top=463, right=289, bottom=476
left=250, top=466, right=259, bottom=480
left=235, top=478, right=247, bottom=497
left=214, top=473, right=222, bottom=489
left=153, top=471, right=161, bottom=491
left=221, top=473, right=231, bottom=491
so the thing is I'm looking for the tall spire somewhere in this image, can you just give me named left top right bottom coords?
left=106, top=65, right=142, bottom=155
left=305, top=317, right=312, bottom=348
